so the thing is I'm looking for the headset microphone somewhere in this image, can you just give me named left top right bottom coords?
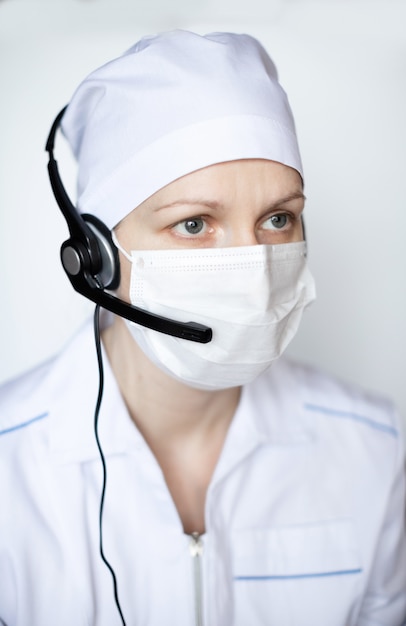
left=45, top=107, right=212, bottom=344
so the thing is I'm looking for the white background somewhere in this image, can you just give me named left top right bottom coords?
left=0, top=0, right=405, bottom=424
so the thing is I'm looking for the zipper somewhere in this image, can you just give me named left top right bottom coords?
left=189, top=532, right=204, bottom=626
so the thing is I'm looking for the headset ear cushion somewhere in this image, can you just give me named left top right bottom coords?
left=82, top=214, right=120, bottom=289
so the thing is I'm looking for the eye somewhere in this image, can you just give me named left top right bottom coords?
left=263, top=213, right=289, bottom=230
left=173, top=217, right=206, bottom=236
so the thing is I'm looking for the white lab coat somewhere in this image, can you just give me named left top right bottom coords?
left=0, top=317, right=405, bottom=625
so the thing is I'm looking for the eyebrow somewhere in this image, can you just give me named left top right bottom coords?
left=268, top=190, right=306, bottom=209
left=153, top=198, right=222, bottom=212
left=154, top=190, right=306, bottom=213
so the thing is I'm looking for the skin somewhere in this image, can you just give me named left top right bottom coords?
left=102, top=158, right=305, bottom=534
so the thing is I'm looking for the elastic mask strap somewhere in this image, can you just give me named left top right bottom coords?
left=111, top=230, right=133, bottom=263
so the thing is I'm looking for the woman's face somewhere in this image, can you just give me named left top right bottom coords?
left=114, top=159, right=305, bottom=297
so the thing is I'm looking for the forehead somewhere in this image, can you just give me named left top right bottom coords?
left=132, top=159, right=303, bottom=215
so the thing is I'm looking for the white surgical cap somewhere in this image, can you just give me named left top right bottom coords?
left=62, top=30, right=302, bottom=229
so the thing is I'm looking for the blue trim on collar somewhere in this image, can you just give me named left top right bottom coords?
left=304, top=403, right=398, bottom=438
left=0, top=412, right=49, bottom=437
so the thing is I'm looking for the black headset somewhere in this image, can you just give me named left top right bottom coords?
left=45, top=107, right=212, bottom=344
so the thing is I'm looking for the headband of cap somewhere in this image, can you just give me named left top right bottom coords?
left=61, top=30, right=303, bottom=229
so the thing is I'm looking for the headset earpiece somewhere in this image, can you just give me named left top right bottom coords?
left=59, top=215, right=120, bottom=291
left=82, top=214, right=120, bottom=289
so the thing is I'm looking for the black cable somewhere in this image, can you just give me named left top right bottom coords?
left=93, top=304, right=127, bottom=626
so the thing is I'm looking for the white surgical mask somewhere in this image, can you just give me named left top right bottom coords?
left=112, top=235, right=316, bottom=390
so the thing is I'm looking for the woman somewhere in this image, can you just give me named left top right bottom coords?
left=0, top=30, right=405, bottom=626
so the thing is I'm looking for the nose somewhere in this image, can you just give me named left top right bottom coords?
left=225, top=227, right=260, bottom=247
